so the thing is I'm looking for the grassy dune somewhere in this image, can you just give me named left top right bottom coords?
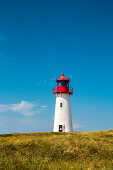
left=0, top=130, right=113, bottom=170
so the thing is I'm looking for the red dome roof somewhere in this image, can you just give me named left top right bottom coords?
left=56, top=73, right=70, bottom=82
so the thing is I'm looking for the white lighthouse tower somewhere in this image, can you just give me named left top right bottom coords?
left=53, top=73, right=73, bottom=132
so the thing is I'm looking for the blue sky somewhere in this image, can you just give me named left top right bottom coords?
left=0, top=0, right=113, bottom=133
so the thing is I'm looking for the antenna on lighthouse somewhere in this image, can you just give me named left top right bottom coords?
left=70, top=75, right=72, bottom=80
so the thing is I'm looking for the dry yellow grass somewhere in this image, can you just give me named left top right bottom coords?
left=0, top=130, right=113, bottom=169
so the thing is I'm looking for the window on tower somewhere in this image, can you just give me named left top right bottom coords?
left=60, top=103, right=62, bottom=107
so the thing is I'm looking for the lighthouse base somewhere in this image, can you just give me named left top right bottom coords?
left=53, top=93, right=73, bottom=132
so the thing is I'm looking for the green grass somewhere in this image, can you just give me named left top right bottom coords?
left=0, top=130, right=113, bottom=170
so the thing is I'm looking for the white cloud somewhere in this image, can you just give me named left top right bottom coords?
left=0, top=116, right=52, bottom=134
left=40, top=105, right=48, bottom=108
left=0, top=104, right=11, bottom=112
left=73, top=123, right=82, bottom=129
left=0, top=101, right=47, bottom=116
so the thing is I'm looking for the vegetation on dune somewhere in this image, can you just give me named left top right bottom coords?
left=0, top=130, right=113, bottom=170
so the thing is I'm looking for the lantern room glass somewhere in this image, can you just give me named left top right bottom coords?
left=57, top=81, right=69, bottom=87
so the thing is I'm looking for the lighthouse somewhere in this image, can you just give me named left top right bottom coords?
left=53, top=73, right=73, bottom=132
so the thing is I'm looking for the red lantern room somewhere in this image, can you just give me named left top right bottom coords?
left=53, top=73, right=73, bottom=95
